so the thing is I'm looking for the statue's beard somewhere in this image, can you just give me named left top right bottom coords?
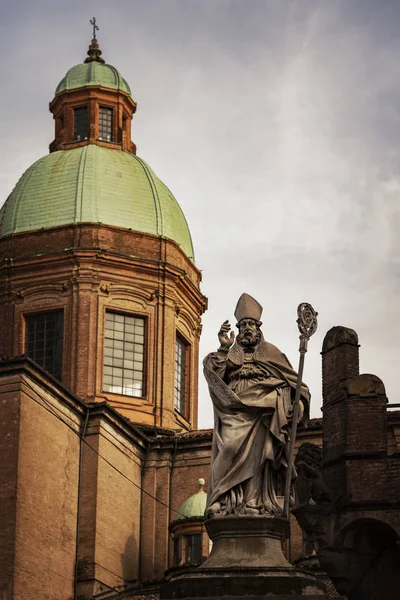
left=237, top=330, right=261, bottom=349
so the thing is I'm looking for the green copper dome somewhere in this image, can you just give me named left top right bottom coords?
left=55, top=62, right=131, bottom=96
left=0, top=145, right=194, bottom=260
left=177, top=479, right=207, bottom=519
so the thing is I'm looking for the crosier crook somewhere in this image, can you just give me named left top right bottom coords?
left=283, top=303, right=318, bottom=519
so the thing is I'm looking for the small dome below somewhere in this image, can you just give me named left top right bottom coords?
left=55, top=61, right=132, bottom=96
left=177, top=479, right=207, bottom=520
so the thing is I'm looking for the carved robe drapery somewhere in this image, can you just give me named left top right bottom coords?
left=203, top=338, right=310, bottom=515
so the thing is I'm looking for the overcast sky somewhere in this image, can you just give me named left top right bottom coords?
left=1, top=0, right=400, bottom=428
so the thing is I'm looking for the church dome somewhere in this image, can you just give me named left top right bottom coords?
left=177, top=478, right=207, bottom=519
left=55, top=61, right=131, bottom=96
left=0, top=145, right=194, bottom=260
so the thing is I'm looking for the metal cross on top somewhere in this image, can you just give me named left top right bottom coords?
left=90, top=17, right=99, bottom=40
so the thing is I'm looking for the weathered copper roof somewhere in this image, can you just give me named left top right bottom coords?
left=0, top=145, right=195, bottom=260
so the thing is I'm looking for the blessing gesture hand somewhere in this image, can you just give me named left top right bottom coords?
left=218, top=320, right=235, bottom=350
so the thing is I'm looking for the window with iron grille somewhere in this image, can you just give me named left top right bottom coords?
left=25, top=311, right=64, bottom=380
left=74, top=106, right=89, bottom=141
left=99, top=107, right=113, bottom=142
left=174, top=335, right=188, bottom=415
left=103, top=312, right=145, bottom=397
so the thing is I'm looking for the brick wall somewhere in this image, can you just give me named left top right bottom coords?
left=0, top=372, right=20, bottom=599
left=345, top=374, right=387, bottom=455
left=322, top=326, right=360, bottom=466
left=0, top=224, right=207, bottom=432
left=0, top=359, right=83, bottom=600
left=77, top=405, right=145, bottom=597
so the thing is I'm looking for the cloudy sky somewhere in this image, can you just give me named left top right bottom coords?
left=1, top=0, right=400, bottom=428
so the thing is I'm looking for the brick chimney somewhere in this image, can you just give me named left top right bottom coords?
left=321, top=326, right=359, bottom=497
left=321, top=327, right=388, bottom=504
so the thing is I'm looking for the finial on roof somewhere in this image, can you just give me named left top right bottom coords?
left=198, top=478, right=205, bottom=491
left=90, top=17, right=99, bottom=40
left=85, top=17, right=105, bottom=64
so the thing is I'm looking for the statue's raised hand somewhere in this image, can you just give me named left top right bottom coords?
left=218, top=320, right=235, bottom=351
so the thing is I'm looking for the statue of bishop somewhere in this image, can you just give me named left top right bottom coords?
left=203, top=293, right=310, bottom=516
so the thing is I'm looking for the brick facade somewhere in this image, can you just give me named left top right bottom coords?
left=0, top=224, right=206, bottom=430
left=0, top=359, right=83, bottom=600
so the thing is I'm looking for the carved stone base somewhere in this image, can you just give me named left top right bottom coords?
left=161, top=516, right=331, bottom=599
left=201, top=515, right=291, bottom=569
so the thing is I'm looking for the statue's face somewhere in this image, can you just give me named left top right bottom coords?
left=237, top=318, right=261, bottom=348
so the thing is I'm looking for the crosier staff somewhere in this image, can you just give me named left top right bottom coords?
left=283, top=303, right=318, bottom=519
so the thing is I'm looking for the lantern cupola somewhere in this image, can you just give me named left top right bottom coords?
left=49, top=33, right=136, bottom=154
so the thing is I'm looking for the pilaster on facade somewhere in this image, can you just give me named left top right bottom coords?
left=77, top=402, right=147, bottom=597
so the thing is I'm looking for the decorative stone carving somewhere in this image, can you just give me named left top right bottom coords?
left=99, top=283, right=110, bottom=295
left=203, top=293, right=310, bottom=517
left=192, top=323, right=202, bottom=339
left=12, top=290, right=24, bottom=301
left=295, top=443, right=332, bottom=507
left=149, top=289, right=160, bottom=302
left=293, top=443, right=333, bottom=560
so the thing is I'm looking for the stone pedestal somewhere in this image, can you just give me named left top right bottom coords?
left=161, top=516, right=331, bottom=599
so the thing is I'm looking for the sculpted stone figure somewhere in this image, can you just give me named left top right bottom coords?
left=203, top=293, right=310, bottom=517
left=295, top=442, right=332, bottom=507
